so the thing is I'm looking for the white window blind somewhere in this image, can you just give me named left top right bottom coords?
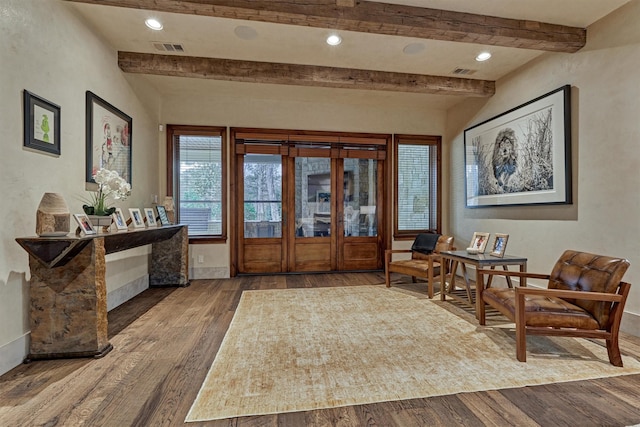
left=396, top=142, right=438, bottom=232
left=176, top=135, right=223, bottom=236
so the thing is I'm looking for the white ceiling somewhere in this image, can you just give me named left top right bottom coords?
left=68, top=0, right=632, bottom=110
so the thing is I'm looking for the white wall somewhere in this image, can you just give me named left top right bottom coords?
left=446, top=0, right=640, bottom=335
left=0, top=0, right=160, bottom=375
left=158, top=81, right=448, bottom=278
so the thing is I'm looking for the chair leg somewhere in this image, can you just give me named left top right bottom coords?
left=385, top=265, right=391, bottom=287
left=515, top=288, right=527, bottom=362
left=516, top=325, right=527, bottom=362
left=606, top=337, right=623, bottom=367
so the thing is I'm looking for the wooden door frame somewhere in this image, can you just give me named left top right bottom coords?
left=230, top=127, right=392, bottom=276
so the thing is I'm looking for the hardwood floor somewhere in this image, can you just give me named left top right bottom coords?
left=1, top=272, right=640, bottom=426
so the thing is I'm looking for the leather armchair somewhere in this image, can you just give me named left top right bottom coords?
left=385, top=235, right=454, bottom=299
left=478, top=250, right=631, bottom=366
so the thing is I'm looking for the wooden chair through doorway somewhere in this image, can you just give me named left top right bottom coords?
left=385, top=234, right=454, bottom=299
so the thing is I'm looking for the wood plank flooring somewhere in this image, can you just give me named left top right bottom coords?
left=1, top=272, right=640, bottom=426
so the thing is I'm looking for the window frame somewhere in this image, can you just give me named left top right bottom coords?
left=166, top=124, right=227, bottom=244
left=393, top=134, right=442, bottom=239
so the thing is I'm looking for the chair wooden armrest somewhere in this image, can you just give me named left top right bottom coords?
left=384, top=249, right=412, bottom=264
left=515, top=286, right=625, bottom=303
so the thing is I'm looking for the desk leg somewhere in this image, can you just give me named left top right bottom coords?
left=520, top=262, right=527, bottom=287
left=26, top=239, right=112, bottom=361
left=150, top=226, right=189, bottom=286
left=461, top=263, right=473, bottom=303
left=442, top=260, right=459, bottom=301
left=477, top=268, right=486, bottom=324
left=440, top=256, right=446, bottom=301
left=503, top=265, right=514, bottom=288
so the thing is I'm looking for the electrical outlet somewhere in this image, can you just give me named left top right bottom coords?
left=197, top=255, right=204, bottom=264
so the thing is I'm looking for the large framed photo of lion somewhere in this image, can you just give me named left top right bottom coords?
left=464, top=85, right=572, bottom=208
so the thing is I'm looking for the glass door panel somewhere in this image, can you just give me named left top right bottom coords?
left=291, top=156, right=334, bottom=272
left=294, top=157, right=332, bottom=238
left=343, top=158, right=378, bottom=237
left=243, top=154, right=282, bottom=238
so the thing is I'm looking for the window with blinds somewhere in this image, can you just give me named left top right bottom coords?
left=167, top=125, right=227, bottom=241
left=394, top=135, right=441, bottom=236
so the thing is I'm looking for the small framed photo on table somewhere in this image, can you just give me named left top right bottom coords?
left=129, top=208, right=145, bottom=228
left=156, top=205, right=170, bottom=226
left=490, top=233, right=509, bottom=257
left=144, top=208, right=157, bottom=227
left=467, top=232, right=490, bottom=254
left=112, top=208, right=128, bottom=231
left=73, top=213, right=96, bottom=235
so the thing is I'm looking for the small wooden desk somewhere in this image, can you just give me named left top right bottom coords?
left=439, top=250, right=527, bottom=319
left=16, top=225, right=189, bottom=361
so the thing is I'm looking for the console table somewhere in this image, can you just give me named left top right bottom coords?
left=439, top=250, right=527, bottom=319
left=16, top=225, right=189, bottom=361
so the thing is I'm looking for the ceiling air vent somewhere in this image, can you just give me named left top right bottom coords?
left=152, top=42, right=185, bottom=53
left=452, top=68, right=477, bottom=75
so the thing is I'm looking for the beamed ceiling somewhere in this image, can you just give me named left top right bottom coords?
left=65, top=0, right=632, bottom=109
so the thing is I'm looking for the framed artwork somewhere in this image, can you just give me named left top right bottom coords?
left=86, top=91, right=132, bottom=185
left=73, top=213, right=96, bottom=235
left=112, top=208, right=128, bottom=231
left=489, top=233, right=509, bottom=258
left=464, top=85, right=572, bottom=208
left=129, top=208, right=145, bottom=228
left=144, top=208, right=157, bottom=227
left=23, top=90, right=61, bottom=155
left=467, top=232, right=490, bottom=253
left=156, top=205, right=170, bottom=226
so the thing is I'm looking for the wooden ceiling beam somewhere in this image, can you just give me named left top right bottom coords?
left=65, top=0, right=585, bottom=53
left=118, top=51, right=495, bottom=97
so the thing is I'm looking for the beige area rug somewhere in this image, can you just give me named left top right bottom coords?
left=186, top=285, right=640, bottom=422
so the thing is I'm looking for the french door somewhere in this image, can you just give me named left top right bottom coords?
left=233, top=129, right=388, bottom=274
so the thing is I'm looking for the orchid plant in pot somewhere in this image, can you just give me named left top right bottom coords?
left=83, top=168, right=131, bottom=218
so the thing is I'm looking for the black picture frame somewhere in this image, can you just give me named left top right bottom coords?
left=86, top=91, right=132, bottom=185
left=464, top=85, right=572, bottom=208
left=156, top=205, right=170, bottom=226
left=23, top=90, right=61, bottom=155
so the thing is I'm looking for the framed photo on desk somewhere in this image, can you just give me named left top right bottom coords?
left=490, top=234, right=509, bottom=257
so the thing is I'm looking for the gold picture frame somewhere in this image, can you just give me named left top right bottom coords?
left=490, top=233, right=509, bottom=258
left=467, top=232, right=490, bottom=254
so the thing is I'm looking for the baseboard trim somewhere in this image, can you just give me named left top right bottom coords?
left=107, top=275, right=149, bottom=311
left=190, top=266, right=229, bottom=280
left=0, top=333, right=29, bottom=377
left=622, top=311, right=640, bottom=337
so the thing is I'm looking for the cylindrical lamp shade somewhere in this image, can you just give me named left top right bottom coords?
left=36, top=192, right=71, bottom=236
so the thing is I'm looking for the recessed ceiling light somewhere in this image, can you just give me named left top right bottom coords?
left=326, top=34, right=342, bottom=46
left=145, top=18, right=163, bottom=31
left=234, top=25, right=258, bottom=40
left=403, top=43, right=425, bottom=55
left=476, top=51, right=492, bottom=62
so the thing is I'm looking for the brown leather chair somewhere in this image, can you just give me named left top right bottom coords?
left=478, top=250, right=631, bottom=366
left=385, top=235, right=454, bottom=299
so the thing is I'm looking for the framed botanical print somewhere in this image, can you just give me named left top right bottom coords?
left=23, top=90, right=61, bottom=155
